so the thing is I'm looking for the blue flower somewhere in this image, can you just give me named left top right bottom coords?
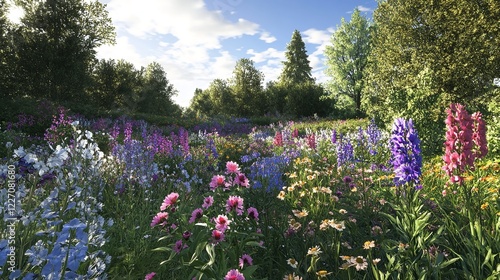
left=390, top=118, right=422, bottom=189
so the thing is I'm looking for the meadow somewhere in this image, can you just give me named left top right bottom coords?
left=0, top=104, right=499, bottom=280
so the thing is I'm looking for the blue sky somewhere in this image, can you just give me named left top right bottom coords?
left=7, top=0, right=377, bottom=108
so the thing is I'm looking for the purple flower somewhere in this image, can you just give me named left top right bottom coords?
left=390, top=118, right=422, bottom=189
left=189, top=208, right=203, bottom=224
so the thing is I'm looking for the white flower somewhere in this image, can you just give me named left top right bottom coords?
left=85, top=130, right=93, bottom=140
left=14, top=146, right=26, bottom=158
left=5, top=142, right=13, bottom=148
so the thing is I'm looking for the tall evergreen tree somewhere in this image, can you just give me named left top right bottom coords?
left=325, top=8, right=371, bottom=116
left=279, top=30, right=314, bottom=85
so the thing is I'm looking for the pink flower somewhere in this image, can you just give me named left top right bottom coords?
left=247, top=207, right=259, bottom=221
left=226, top=196, right=244, bottom=215
left=145, top=272, right=156, bottom=280
left=239, top=254, right=253, bottom=269
left=160, top=192, right=179, bottom=211
left=212, top=229, right=225, bottom=244
left=173, top=239, right=187, bottom=253
left=472, top=112, right=488, bottom=159
left=189, top=208, right=203, bottom=224
left=224, top=269, right=245, bottom=280
left=150, top=212, right=168, bottom=227
left=273, top=131, right=283, bottom=146
left=210, top=175, right=226, bottom=190
left=202, top=196, right=214, bottom=209
left=215, top=214, right=231, bottom=232
left=226, top=161, right=240, bottom=174
left=234, top=173, right=250, bottom=188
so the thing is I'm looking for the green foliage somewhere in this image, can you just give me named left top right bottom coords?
left=325, top=8, right=372, bottom=117
left=363, top=0, right=500, bottom=156
left=229, top=58, right=266, bottom=116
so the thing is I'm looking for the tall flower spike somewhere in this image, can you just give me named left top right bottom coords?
left=390, top=118, right=422, bottom=189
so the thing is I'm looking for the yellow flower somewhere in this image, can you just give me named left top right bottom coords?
left=277, top=191, right=286, bottom=200
left=292, top=209, right=309, bottom=218
left=287, top=258, right=298, bottom=268
left=481, top=202, right=489, bottom=210
left=316, top=270, right=332, bottom=278
left=363, top=240, right=375, bottom=250
left=289, top=172, right=298, bottom=178
left=307, top=245, right=322, bottom=256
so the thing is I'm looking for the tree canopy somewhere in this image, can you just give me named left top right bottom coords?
left=279, top=30, right=314, bottom=86
left=325, top=8, right=372, bottom=117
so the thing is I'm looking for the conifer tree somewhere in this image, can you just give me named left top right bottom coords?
left=279, top=30, right=314, bottom=86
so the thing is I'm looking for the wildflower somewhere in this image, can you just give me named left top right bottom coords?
left=372, top=258, right=381, bottom=265
left=226, top=196, right=244, bottom=215
left=287, top=258, right=298, bottom=268
left=226, top=161, right=240, bottom=174
left=352, top=256, right=368, bottom=271
left=371, top=226, right=383, bottom=236
left=224, top=269, right=245, bottom=280
left=173, top=240, right=186, bottom=253
left=274, top=131, right=283, bottom=146
left=145, top=272, right=156, bottom=280
left=292, top=209, right=308, bottom=218
left=247, top=207, right=259, bottom=221
left=202, top=196, right=214, bottom=209
left=210, top=175, right=227, bottom=190
left=339, top=209, right=348, bottom=214
left=212, top=229, right=225, bottom=244
left=160, top=192, right=179, bottom=211
left=150, top=212, right=168, bottom=227
left=182, top=231, right=192, bottom=240
left=481, top=202, right=489, bottom=210
left=316, top=270, right=332, bottom=278
left=277, top=191, right=286, bottom=200
left=215, top=215, right=231, bottom=232
left=189, top=208, right=203, bottom=224
left=363, top=240, right=375, bottom=250
left=332, top=221, right=346, bottom=231
left=343, top=176, right=353, bottom=183
left=307, top=245, right=322, bottom=256
left=283, top=273, right=302, bottom=280
left=239, top=254, right=253, bottom=269
left=234, top=173, right=250, bottom=187
left=390, top=118, right=422, bottom=189
left=319, top=219, right=330, bottom=231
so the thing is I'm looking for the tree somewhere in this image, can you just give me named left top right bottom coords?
left=14, top=0, right=115, bottom=101
left=187, top=88, right=213, bottom=118
left=363, top=0, right=500, bottom=154
left=137, top=62, right=179, bottom=116
left=230, top=58, right=265, bottom=116
left=279, top=30, right=314, bottom=86
left=325, top=8, right=371, bottom=116
left=0, top=0, right=16, bottom=99
left=205, top=78, right=235, bottom=116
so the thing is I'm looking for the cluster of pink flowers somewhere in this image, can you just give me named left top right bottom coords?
left=210, top=161, right=250, bottom=190
left=274, top=131, right=284, bottom=147
left=443, top=103, right=488, bottom=184
left=307, top=133, right=316, bottom=150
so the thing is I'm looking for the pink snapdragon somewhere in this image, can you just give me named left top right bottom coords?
left=443, top=103, right=488, bottom=184
left=273, top=131, right=283, bottom=147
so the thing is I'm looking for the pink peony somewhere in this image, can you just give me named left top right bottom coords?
left=210, top=175, right=226, bottom=190
left=234, top=173, right=250, bottom=188
left=239, top=254, right=253, bottom=269
left=202, top=196, right=214, bottom=209
left=247, top=207, right=259, bottom=221
left=215, top=214, right=231, bottom=232
left=150, top=212, right=168, bottom=227
left=189, top=208, right=203, bottom=224
left=226, top=161, right=240, bottom=174
left=226, top=196, right=244, bottom=215
left=212, top=229, right=225, bottom=244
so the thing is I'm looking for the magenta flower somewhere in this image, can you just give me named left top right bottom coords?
left=239, top=254, right=253, bottom=269
left=226, top=196, right=244, bottom=215
left=224, top=269, right=245, bottom=280
left=211, top=229, right=225, bottom=244
left=145, top=272, right=156, bottom=280
left=189, top=208, right=203, bottom=224
left=150, top=212, right=168, bottom=227
left=215, top=214, right=231, bottom=232
left=210, top=175, right=226, bottom=190
left=234, top=173, right=250, bottom=188
left=226, top=161, right=240, bottom=174
left=173, top=239, right=187, bottom=253
left=471, top=112, right=488, bottom=159
left=182, top=231, right=192, bottom=240
left=202, top=196, right=214, bottom=209
left=160, top=192, right=179, bottom=211
left=247, top=207, right=259, bottom=221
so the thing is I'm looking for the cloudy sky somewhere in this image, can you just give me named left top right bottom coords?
left=8, top=0, right=377, bottom=108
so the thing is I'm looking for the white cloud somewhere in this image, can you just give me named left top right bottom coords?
left=96, top=36, right=148, bottom=67
left=357, top=5, right=373, bottom=13
left=302, top=28, right=334, bottom=70
left=259, top=32, right=277, bottom=43
left=246, top=48, right=284, bottom=63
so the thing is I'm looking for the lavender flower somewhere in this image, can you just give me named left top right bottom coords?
left=390, top=118, right=422, bottom=189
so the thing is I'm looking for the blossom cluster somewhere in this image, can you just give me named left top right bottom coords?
left=390, top=118, right=422, bottom=189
